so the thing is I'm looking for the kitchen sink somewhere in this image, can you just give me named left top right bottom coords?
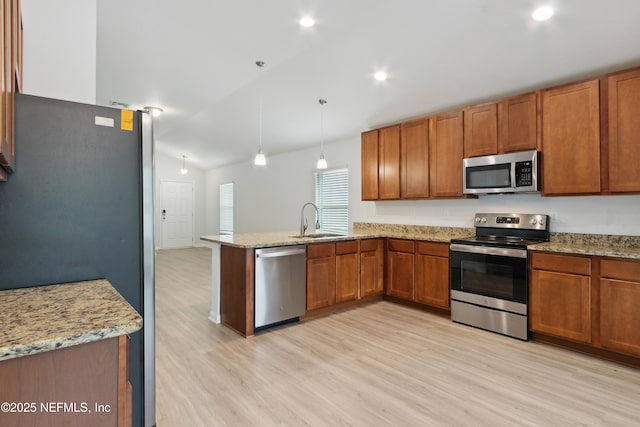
left=289, top=233, right=344, bottom=239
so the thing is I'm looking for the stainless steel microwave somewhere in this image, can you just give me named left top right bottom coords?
left=463, top=150, right=539, bottom=195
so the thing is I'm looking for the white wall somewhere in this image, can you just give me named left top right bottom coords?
left=205, top=136, right=640, bottom=237
left=21, top=0, right=97, bottom=104
left=155, top=152, right=206, bottom=248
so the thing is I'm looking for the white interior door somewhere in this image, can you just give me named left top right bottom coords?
left=160, top=181, right=193, bottom=248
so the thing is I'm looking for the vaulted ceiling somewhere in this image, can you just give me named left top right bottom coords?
left=95, top=0, right=640, bottom=170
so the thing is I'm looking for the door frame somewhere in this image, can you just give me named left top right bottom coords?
left=158, top=179, right=195, bottom=249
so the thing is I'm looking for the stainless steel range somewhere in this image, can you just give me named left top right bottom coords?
left=450, top=213, right=550, bottom=340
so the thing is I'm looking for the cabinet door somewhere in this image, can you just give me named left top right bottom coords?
left=336, top=252, right=359, bottom=303
left=379, top=125, right=400, bottom=200
left=386, top=250, right=414, bottom=300
left=499, top=92, right=539, bottom=153
left=401, top=118, right=429, bottom=198
left=464, top=102, right=498, bottom=158
left=429, top=111, right=463, bottom=198
left=360, top=239, right=383, bottom=297
left=599, top=258, right=640, bottom=357
left=415, top=253, right=450, bottom=308
left=530, top=269, right=591, bottom=344
left=599, top=278, right=640, bottom=357
left=542, top=80, right=600, bottom=195
left=608, top=68, right=640, bottom=193
left=361, top=130, right=379, bottom=200
left=306, top=255, right=336, bottom=310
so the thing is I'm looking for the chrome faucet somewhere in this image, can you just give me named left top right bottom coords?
left=300, top=202, right=320, bottom=236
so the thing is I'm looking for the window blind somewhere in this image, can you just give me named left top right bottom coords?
left=315, top=168, right=349, bottom=234
left=219, top=182, right=234, bottom=235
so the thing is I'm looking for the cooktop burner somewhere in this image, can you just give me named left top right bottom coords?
left=451, top=213, right=550, bottom=248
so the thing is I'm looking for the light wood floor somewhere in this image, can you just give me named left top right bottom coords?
left=155, top=247, right=640, bottom=426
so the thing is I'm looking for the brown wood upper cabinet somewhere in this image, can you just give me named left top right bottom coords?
left=464, top=102, right=498, bottom=158
left=361, top=125, right=401, bottom=201
left=464, top=93, right=539, bottom=158
left=542, top=80, right=601, bottom=195
left=361, top=130, right=379, bottom=200
left=607, top=68, right=640, bottom=193
left=401, top=118, right=429, bottom=199
left=0, top=0, right=22, bottom=180
left=429, top=110, right=464, bottom=198
left=379, top=125, right=401, bottom=200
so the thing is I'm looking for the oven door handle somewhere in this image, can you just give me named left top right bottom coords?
left=450, top=244, right=527, bottom=259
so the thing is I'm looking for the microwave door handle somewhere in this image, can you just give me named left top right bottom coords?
left=511, top=164, right=517, bottom=189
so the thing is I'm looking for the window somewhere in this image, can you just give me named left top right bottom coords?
left=315, top=168, right=349, bottom=234
left=219, top=182, right=233, bottom=235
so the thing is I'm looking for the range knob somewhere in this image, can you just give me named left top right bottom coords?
left=475, top=217, right=481, bottom=223
left=480, top=217, right=487, bottom=224
left=539, top=218, right=546, bottom=226
left=531, top=218, right=538, bottom=225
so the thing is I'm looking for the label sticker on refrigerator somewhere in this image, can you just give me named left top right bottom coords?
left=121, top=110, right=134, bottom=131
left=95, top=116, right=115, bottom=127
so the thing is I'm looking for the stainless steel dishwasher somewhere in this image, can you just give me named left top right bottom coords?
left=254, top=245, right=306, bottom=330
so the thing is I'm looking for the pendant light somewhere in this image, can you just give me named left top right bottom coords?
left=254, top=60, right=267, bottom=166
left=180, top=155, right=188, bottom=175
left=317, top=98, right=328, bottom=169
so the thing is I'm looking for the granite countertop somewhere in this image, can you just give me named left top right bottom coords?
left=528, top=233, right=640, bottom=259
left=200, top=223, right=475, bottom=248
left=0, top=279, right=143, bottom=361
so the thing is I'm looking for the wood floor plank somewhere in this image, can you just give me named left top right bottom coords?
left=155, top=248, right=640, bottom=426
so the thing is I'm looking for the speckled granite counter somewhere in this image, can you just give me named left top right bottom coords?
left=529, top=233, right=640, bottom=259
left=0, top=279, right=143, bottom=361
left=200, top=223, right=474, bottom=248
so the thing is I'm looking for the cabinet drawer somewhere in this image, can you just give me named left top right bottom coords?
left=388, top=239, right=415, bottom=253
left=307, top=243, right=335, bottom=259
left=416, top=241, right=449, bottom=257
left=600, top=258, right=640, bottom=282
left=336, top=240, right=359, bottom=255
left=530, top=252, right=591, bottom=275
left=360, top=238, right=381, bottom=252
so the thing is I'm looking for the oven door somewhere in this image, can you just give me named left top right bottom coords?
left=450, top=244, right=528, bottom=306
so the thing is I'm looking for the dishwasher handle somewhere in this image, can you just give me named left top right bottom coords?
left=256, top=247, right=306, bottom=259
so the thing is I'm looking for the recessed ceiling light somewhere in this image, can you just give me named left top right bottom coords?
left=299, top=16, right=315, bottom=28
left=374, top=71, right=388, bottom=81
left=532, top=5, right=554, bottom=22
left=144, top=106, right=164, bottom=117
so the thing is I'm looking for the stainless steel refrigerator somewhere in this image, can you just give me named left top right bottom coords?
left=0, top=93, right=156, bottom=427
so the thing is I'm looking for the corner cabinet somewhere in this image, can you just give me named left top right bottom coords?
left=542, top=80, right=601, bottom=195
left=0, top=0, right=23, bottom=180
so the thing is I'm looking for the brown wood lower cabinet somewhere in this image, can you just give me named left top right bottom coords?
left=220, top=244, right=254, bottom=337
left=530, top=251, right=640, bottom=362
left=0, top=336, right=132, bottom=427
left=335, top=240, right=360, bottom=303
left=414, top=242, right=450, bottom=309
left=599, top=258, right=640, bottom=357
left=360, top=239, right=383, bottom=297
left=386, top=239, right=415, bottom=300
left=306, top=242, right=336, bottom=310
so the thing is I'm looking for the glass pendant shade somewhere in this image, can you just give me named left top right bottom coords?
left=317, top=153, right=327, bottom=169
left=180, top=155, right=188, bottom=175
left=254, top=150, right=266, bottom=166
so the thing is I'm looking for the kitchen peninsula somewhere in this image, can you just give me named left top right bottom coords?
left=0, top=280, right=142, bottom=427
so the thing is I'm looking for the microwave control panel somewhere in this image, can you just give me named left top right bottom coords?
left=515, top=160, right=533, bottom=187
